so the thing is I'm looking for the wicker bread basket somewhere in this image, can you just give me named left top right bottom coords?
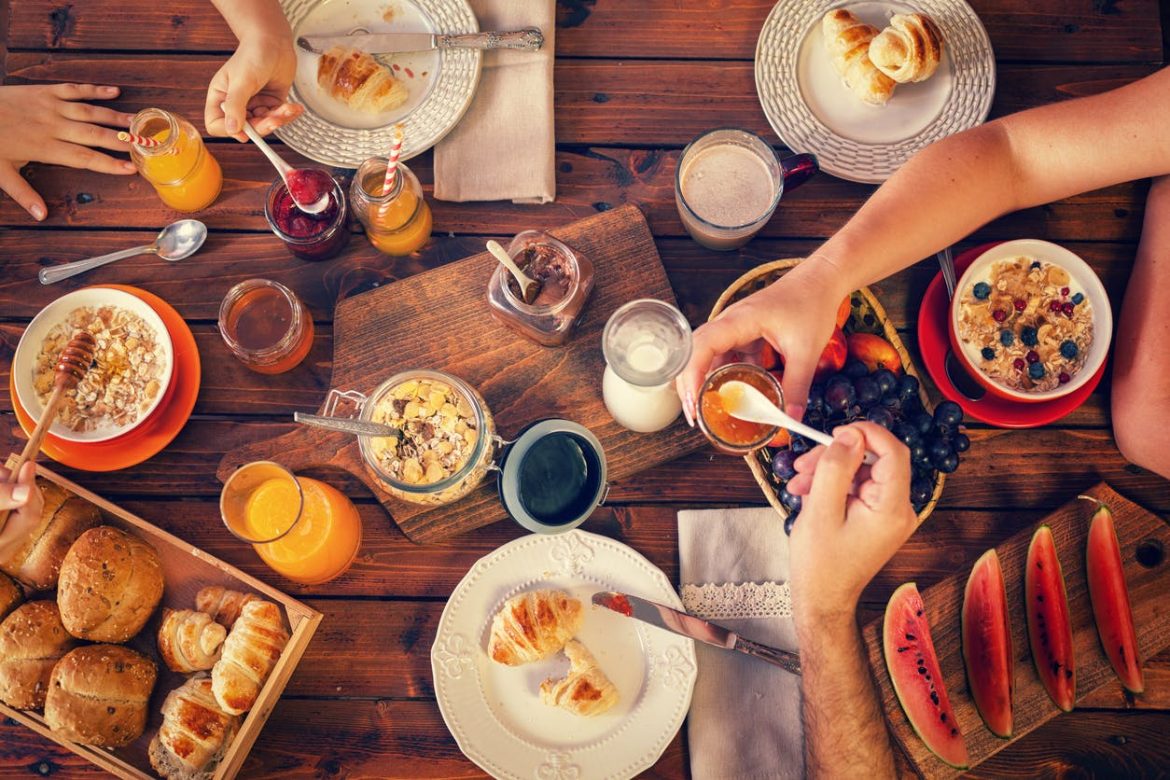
left=709, top=258, right=945, bottom=524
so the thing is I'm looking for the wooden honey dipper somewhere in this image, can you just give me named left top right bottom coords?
left=0, top=331, right=96, bottom=533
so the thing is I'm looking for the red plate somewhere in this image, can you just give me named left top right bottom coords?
left=10, top=285, right=201, bottom=471
left=918, top=243, right=1107, bottom=428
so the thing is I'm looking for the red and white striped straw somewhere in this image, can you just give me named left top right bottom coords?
left=381, top=124, right=405, bottom=197
left=117, top=131, right=161, bottom=148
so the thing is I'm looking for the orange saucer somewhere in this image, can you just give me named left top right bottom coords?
left=10, top=285, right=201, bottom=471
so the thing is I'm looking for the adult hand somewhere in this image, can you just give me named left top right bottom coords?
left=0, top=84, right=136, bottom=221
left=205, top=33, right=301, bottom=141
left=786, top=422, right=918, bottom=622
left=0, top=461, right=44, bottom=561
left=675, top=257, right=850, bottom=427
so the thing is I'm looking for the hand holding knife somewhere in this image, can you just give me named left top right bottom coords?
left=297, top=28, right=544, bottom=55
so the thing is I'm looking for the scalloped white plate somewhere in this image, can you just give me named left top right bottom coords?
left=432, top=530, right=696, bottom=780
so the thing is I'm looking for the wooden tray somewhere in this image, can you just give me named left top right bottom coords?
left=862, top=483, right=1170, bottom=778
left=218, top=204, right=706, bottom=542
left=1, top=461, right=322, bottom=780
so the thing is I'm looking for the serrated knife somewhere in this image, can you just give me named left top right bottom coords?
left=592, top=591, right=801, bottom=675
left=296, top=28, right=544, bottom=55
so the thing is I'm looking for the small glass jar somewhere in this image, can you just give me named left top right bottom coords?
left=218, top=279, right=314, bottom=375
left=349, top=157, right=433, bottom=256
left=696, top=362, right=784, bottom=455
left=486, top=231, right=595, bottom=347
left=128, top=108, right=223, bottom=213
left=264, top=170, right=350, bottom=261
left=601, top=299, right=692, bottom=432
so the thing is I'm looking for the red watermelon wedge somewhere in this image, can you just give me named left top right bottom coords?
left=1082, top=497, right=1144, bottom=693
left=1025, top=525, right=1076, bottom=711
left=962, top=548, right=1014, bottom=737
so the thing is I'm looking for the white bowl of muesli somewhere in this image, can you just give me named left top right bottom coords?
left=13, top=289, right=175, bottom=442
left=950, top=239, right=1112, bottom=403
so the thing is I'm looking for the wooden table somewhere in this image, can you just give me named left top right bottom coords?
left=2, top=1, right=1168, bottom=776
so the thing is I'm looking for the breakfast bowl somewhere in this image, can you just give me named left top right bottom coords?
left=13, top=288, right=175, bottom=443
left=949, top=239, right=1112, bottom=403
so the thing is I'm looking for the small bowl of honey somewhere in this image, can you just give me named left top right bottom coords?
left=697, top=362, right=783, bottom=455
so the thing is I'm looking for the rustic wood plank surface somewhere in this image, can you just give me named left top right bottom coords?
left=1, top=0, right=1168, bottom=777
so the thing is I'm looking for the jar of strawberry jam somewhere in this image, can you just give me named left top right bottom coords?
left=697, top=362, right=783, bottom=455
left=264, top=169, right=350, bottom=261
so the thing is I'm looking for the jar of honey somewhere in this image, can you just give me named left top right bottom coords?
left=697, top=362, right=784, bottom=455
left=349, top=157, right=432, bottom=256
left=127, top=108, right=223, bottom=212
left=218, top=279, right=314, bottom=374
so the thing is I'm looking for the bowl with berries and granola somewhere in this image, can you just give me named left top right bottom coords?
left=13, top=289, right=175, bottom=442
left=949, top=240, right=1112, bottom=403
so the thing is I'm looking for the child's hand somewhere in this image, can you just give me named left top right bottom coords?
left=205, top=34, right=301, bottom=141
left=0, top=462, right=44, bottom=565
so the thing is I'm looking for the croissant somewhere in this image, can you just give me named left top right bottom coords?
left=158, top=609, right=227, bottom=673
left=540, top=640, right=620, bottom=717
left=488, top=589, right=583, bottom=666
left=821, top=9, right=895, bottom=106
left=211, top=600, right=289, bottom=716
left=195, top=586, right=259, bottom=630
left=869, top=13, right=943, bottom=84
left=149, top=675, right=240, bottom=780
left=317, top=46, right=408, bottom=114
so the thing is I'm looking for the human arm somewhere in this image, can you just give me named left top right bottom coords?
left=0, top=84, right=136, bottom=221
left=205, top=0, right=301, bottom=140
left=0, top=462, right=44, bottom=565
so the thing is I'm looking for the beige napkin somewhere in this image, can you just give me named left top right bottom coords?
left=432, top=0, right=556, bottom=203
left=678, top=508, right=804, bottom=780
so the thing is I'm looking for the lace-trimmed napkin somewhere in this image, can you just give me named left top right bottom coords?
left=432, top=0, right=556, bottom=203
left=678, top=507, right=804, bottom=780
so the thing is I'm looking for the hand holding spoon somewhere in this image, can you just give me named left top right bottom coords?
left=233, top=107, right=330, bottom=215
left=39, top=220, right=207, bottom=285
left=718, top=380, right=877, bottom=465
left=486, top=240, right=540, bottom=304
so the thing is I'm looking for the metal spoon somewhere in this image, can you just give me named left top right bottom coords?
left=486, top=240, right=540, bottom=304
left=39, top=219, right=208, bottom=285
left=936, top=248, right=986, bottom=401
left=235, top=111, right=330, bottom=215
left=718, top=380, right=877, bottom=465
left=294, top=412, right=401, bottom=440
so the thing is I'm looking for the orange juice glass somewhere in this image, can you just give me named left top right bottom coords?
left=221, top=461, right=362, bottom=585
left=349, top=157, right=432, bottom=256
left=128, top=108, right=223, bottom=212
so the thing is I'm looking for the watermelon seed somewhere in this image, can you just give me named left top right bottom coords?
left=897, top=646, right=909, bottom=652
left=951, top=728, right=959, bottom=736
left=930, top=692, right=939, bottom=705
left=1037, top=594, right=1044, bottom=602
left=1066, top=669, right=1073, bottom=680
left=916, top=609, right=923, bottom=617
left=918, top=667, right=927, bottom=675
left=940, top=712, right=947, bottom=723
left=905, top=633, right=916, bottom=641
left=1051, top=661, right=1061, bottom=675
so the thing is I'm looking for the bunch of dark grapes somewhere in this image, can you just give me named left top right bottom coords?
left=770, top=357, right=967, bottom=535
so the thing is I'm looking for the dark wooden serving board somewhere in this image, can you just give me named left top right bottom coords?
left=862, top=483, right=1170, bottom=778
left=217, top=204, right=706, bottom=542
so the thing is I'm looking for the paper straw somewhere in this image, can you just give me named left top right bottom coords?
left=117, top=131, right=161, bottom=148
left=381, top=124, right=405, bottom=197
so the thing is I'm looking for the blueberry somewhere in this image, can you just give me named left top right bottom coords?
left=1072, top=292, right=1084, bottom=305
left=1000, top=330, right=1014, bottom=346
left=934, top=401, right=964, bottom=428
left=1030, top=261, right=1042, bottom=270
left=1060, top=340, right=1078, bottom=359
left=981, top=346, right=995, bottom=360
left=896, top=374, right=920, bottom=400
left=1028, top=362, right=1045, bottom=379
left=1020, top=326, right=1039, bottom=347
left=954, top=432, right=971, bottom=453
left=843, top=358, right=869, bottom=379
left=973, top=282, right=992, bottom=300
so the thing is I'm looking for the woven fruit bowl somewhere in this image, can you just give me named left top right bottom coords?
left=709, top=258, right=947, bottom=526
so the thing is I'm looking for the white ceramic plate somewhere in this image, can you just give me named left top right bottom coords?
left=755, top=0, right=995, bottom=182
left=432, top=530, right=696, bottom=780
left=13, top=288, right=175, bottom=443
left=278, top=0, right=482, bottom=167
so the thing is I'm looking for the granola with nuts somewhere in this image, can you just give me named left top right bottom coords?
left=33, top=306, right=166, bottom=432
left=369, top=377, right=479, bottom=485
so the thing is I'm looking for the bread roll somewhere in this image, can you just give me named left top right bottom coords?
left=0, top=481, right=100, bottom=591
left=869, top=13, right=943, bottom=84
left=57, top=526, right=164, bottom=642
left=149, top=675, right=240, bottom=780
left=211, top=600, right=289, bottom=715
left=317, top=46, right=408, bottom=113
left=540, top=639, right=619, bottom=717
left=44, top=644, right=157, bottom=747
left=195, top=586, right=259, bottom=630
left=0, top=600, right=79, bottom=709
left=821, top=9, right=896, bottom=106
left=159, top=609, right=228, bottom=673
left=0, top=571, right=22, bottom=621
left=488, top=589, right=583, bottom=666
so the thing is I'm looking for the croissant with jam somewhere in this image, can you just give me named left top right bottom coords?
left=317, top=47, right=408, bottom=114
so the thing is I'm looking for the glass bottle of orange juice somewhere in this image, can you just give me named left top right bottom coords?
left=127, top=108, right=223, bottom=212
left=221, top=461, right=362, bottom=585
left=349, top=157, right=432, bottom=255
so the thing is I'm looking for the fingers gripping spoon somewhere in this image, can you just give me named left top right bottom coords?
left=234, top=109, right=330, bottom=215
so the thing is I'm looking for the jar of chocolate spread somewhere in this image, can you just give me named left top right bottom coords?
left=486, top=231, right=595, bottom=346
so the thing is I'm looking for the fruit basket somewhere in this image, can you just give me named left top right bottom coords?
left=709, top=258, right=947, bottom=525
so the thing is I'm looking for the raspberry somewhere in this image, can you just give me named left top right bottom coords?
left=1026, top=350, right=1040, bottom=364
left=1049, top=300, right=1063, bottom=312
left=1059, top=372, right=1071, bottom=384
left=1061, top=287, right=1070, bottom=297
left=1014, top=299, right=1026, bottom=311
left=1013, top=358, right=1026, bottom=371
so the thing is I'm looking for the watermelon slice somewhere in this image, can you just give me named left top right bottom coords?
left=962, top=549, right=1014, bottom=737
left=1082, top=497, right=1145, bottom=693
left=1025, top=525, right=1076, bottom=711
left=883, top=582, right=970, bottom=769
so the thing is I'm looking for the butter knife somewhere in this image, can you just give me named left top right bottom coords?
left=296, top=28, right=544, bottom=55
left=592, top=591, right=801, bottom=675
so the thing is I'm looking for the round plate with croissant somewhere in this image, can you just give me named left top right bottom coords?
left=432, top=530, right=696, bottom=780
left=276, top=0, right=481, bottom=167
left=756, top=0, right=995, bottom=182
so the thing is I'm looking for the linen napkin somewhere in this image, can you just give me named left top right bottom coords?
left=432, top=0, right=556, bottom=203
left=678, top=507, right=804, bottom=780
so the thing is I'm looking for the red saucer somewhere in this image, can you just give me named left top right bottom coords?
left=917, top=243, right=1107, bottom=428
left=11, top=285, right=201, bottom=471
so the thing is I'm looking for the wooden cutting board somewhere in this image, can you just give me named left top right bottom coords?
left=862, top=483, right=1170, bottom=778
left=217, top=204, right=706, bottom=542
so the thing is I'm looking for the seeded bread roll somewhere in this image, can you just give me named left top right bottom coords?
left=45, top=645, right=157, bottom=747
left=0, top=481, right=100, bottom=591
left=0, top=600, right=79, bottom=709
left=57, top=526, right=165, bottom=642
left=0, top=571, right=23, bottom=621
